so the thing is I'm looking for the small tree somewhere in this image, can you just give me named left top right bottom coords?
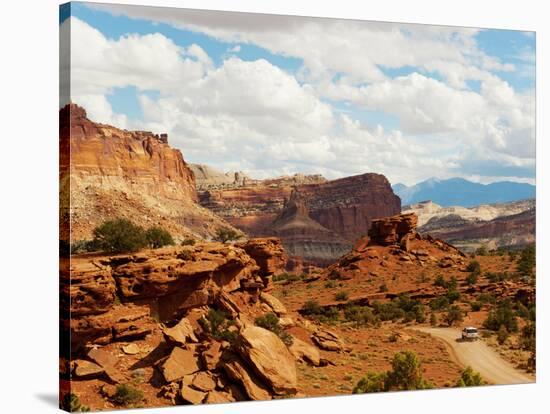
left=145, top=226, right=174, bottom=248
left=430, top=312, right=438, bottom=326
left=456, top=366, right=485, bottom=387
left=483, top=300, right=518, bottom=333
left=92, top=218, right=148, bottom=253
left=386, top=351, right=432, bottom=390
left=353, top=372, right=388, bottom=394
left=334, top=291, right=349, bottom=301
left=466, top=272, right=479, bottom=285
left=214, top=227, right=241, bottom=243
left=445, top=305, right=463, bottom=326
left=112, top=384, right=144, bottom=407
left=255, top=312, right=293, bottom=346
left=517, top=245, right=535, bottom=278
left=466, top=260, right=481, bottom=273
left=475, top=245, right=488, bottom=256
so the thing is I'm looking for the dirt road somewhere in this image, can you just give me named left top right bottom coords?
left=415, top=327, right=534, bottom=385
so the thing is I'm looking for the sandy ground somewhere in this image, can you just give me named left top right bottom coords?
left=415, top=327, right=534, bottom=385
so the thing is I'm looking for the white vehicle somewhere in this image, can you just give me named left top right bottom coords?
left=461, top=327, right=479, bottom=341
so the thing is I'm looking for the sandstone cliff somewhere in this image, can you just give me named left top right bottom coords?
left=199, top=172, right=400, bottom=253
left=60, top=104, right=236, bottom=242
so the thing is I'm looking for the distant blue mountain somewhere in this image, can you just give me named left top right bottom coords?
left=393, top=177, right=535, bottom=207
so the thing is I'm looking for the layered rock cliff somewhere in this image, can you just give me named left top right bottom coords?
left=199, top=172, right=401, bottom=253
left=60, top=104, right=236, bottom=242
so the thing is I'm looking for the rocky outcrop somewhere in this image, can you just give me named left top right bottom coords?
left=62, top=239, right=303, bottom=405
left=60, top=103, right=238, bottom=243
left=235, top=326, right=297, bottom=395
left=238, top=238, right=287, bottom=277
left=368, top=213, right=418, bottom=246
left=269, top=188, right=353, bottom=264
left=190, top=164, right=250, bottom=190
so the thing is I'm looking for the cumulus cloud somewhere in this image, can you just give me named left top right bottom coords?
left=65, top=12, right=535, bottom=185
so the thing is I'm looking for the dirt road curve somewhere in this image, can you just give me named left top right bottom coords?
left=415, top=327, right=534, bottom=385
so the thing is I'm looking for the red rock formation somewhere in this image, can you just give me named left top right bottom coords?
left=198, top=172, right=401, bottom=257
left=60, top=103, right=237, bottom=242
left=269, top=189, right=352, bottom=264
left=368, top=212, right=418, bottom=245
left=238, top=238, right=287, bottom=277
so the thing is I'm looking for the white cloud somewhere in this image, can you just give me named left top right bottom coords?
left=65, top=13, right=535, bottom=185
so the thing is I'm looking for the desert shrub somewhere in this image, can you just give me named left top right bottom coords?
left=456, top=366, right=485, bottom=387
left=176, top=250, right=193, bottom=260
left=180, top=238, right=196, bottom=246
left=302, top=300, right=323, bottom=316
left=477, top=293, right=496, bottom=305
left=466, top=272, right=479, bottom=285
left=429, top=296, right=450, bottom=311
left=353, top=371, right=388, bottom=393
left=517, top=245, right=535, bottom=278
left=446, top=290, right=461, bottom=304
left=448, top=276, right=458, bottom=290
left=325, top=280, right=336, bottom=288
left=92, top=219, right=148, bottom=253
left=273, top=273, right=301, bottom=283
left=344, top=305, right=378, bottom=326
left=214, top=227, right=241, bottom=243
left=334, top=291, right=349, bottom=301
left=470, top=301, right=482, bottom=312
left=475, top=245, right=489, bottom=256
left=145, top=226, right=174, bottom=248
left=444, top=305, right=463, bottom=326
left=430, top=312, right=438, bottom=326
left=466, top=259, right=481, bottom=273
left=113, top=384, right=144, bottom=406
left=372, top=301, right=405, bottom=322
left=255, top=312, right=293, bottom=345
left=434, top=274, right=447, bottom=288
left=395, top=295, right=421, bottom=313
left=483, top=300, right=518, bottom=333
left=62, top=393, right=90, bottom=412
left=199, top=308, right=237, bottom=343
left=485, top=271, right=510, bottom=283
left=386, top=351, right=432, bottom=390
left=497, top=325, right=509, bottom=345
left=378, top=283, right=388, bottom=293
left=413, top=304, right=426, bottom=323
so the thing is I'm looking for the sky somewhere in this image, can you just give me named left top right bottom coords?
left=60, top=2, right=536, bottom=186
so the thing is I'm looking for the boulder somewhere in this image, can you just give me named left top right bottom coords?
left=122, top=343, right=140, bottom=355
left=239, top=238, right=287, bottom=277
left=73, top=360, right=104, bottom=379
left=192, top=371, right=217, bottom=392
left=180, top=384, right=206, bottom=405
left=205, top=390, right=235, bottom=404
left=312, top=328, right=344, bottom=352
left=259, top=292, right=287, bottom=316
left=222, top=358, right=272, bottom=401
left=235, top=326, right=297, bottom=395
left=201, top=341, right=222, bottom=371
left=163, top=317, right=198, bottom=345
left=160, top=347, right=201, bottom=383
left=289, top=338, right=321, bottom=366
left=368, top=213, right=418, bottom=246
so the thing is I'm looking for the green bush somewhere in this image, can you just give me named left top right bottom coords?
left=483, top=300, right=518, bottom=333
left=301, top=300, right=339, bottom=323
left=214, top=227, right=241, bottom=243
left=486, top=271, right=510, bottom=283
left=92, top=218, right=148, bottom=253
left=344, top=305, right=378, bottom=326
left=378, top=283, right=388, bottom=293
left=470, top=301, right=482, bottom=312
left=372, top=301, right=405, bottom=322
left=456, top=366, right=485, bottom=387
left=145, top=226, right=174, bottom=248
left=353, top=372, right=388, bottom=393
left=430, top=312, right=438, bottom=326
left=521, top=323, right=536, bottom=353
left=199, top=308, right=237, bottom=343
left=434, top=274, right=448, bottom=288
left=181, top=238, right=196, bottom=246
left=324, top=280, right=336, bottom=288
left=445, top=305, right=463, bottom=326
left=255, top=312, right=293, bottom=346
left=334, top=291, right=349, bottom=301
left=446, top=290, right=461, bottom=304
left=302, top=300, right=323, bottom=316
left=386, top=351, right=432, bottom=390
left=475, top=245, right=489, bottom=256
left=466, top=272, right=479, bottom=285
left=61, top=393, right=90, bottom=412
left=429, top=296, right=450, bottom=311
left=113, top=384, right=144, bottom=406
left=466, top=260, right=481, bottom=273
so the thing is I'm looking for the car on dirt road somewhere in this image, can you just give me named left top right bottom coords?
left=461, top=327, right=479, bottom=341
